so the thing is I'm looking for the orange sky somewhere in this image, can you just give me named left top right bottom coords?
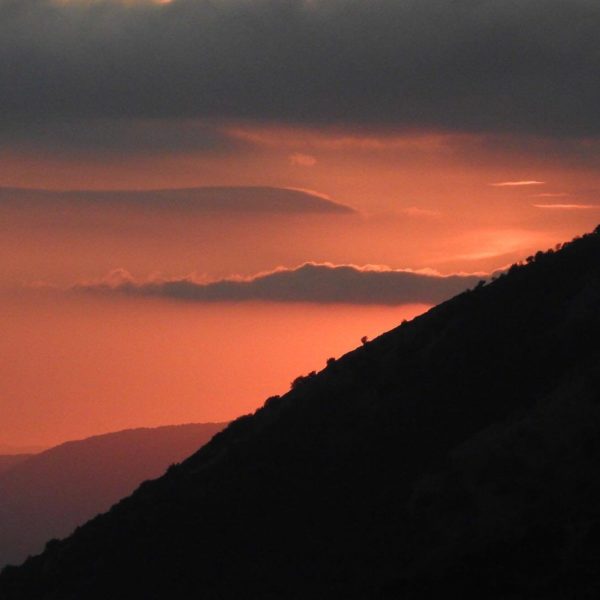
left=3, top=125, right=599, bottom=275
left=0, top=290, right=427, bottom=447
left=2, top=122, right=600, bottom=447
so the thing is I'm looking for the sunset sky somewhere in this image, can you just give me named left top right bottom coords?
left=2, top=0, right=600, bottom=448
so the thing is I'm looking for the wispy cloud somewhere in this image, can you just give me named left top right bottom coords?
left=72, top=263, right=485, bottom=306
left=400, top=207, right=442, bottom=219
left=531, top=193, right=570, bottom=198
left=491, top=181, right=545, bottom=187
left=289, top=153, right=317, bottom=167
left=533, top=203, right=598, bottom=210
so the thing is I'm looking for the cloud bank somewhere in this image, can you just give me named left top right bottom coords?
left=0, top=119, right=240, bottom=157
left=2, top=0, right=600, bottom=141
left=74, top=263, right=484, bottom=305
left=0, top=186, right=355, bottom=215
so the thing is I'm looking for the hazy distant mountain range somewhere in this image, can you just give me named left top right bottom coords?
left=0, top=456, right=32, bottom=476
left=2, top=228, right=600, bottom=598
left=0, top=445, right=45, bottom=456
left=0, top=423, right=225, bottom=569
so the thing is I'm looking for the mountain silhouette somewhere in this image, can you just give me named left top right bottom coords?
left=0, top=423, right=225, bottom=570
left=1, top=227, right=600, bottom=599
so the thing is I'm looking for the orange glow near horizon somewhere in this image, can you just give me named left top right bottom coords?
left=0, top=292, right=428, bottom=448
left=2, top=122, right=600, bottom=449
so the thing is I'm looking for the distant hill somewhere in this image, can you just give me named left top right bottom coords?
left=0, top=423, right=225, bottom=569
left=0, top=445, right=45, bottom=455
left=0, top=456, right=32, bottom=476
left=1, top=227, right=600, bottom=599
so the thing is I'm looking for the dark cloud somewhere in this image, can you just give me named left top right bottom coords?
left=73, top=263, right=484, bottom=305
left=0, top=186, right=355, bottom=214
left=2, top=0, right=600, bottom=141
left=0, top=118, right=240, bottom=157
left=453, top=133, right=600, bottom=169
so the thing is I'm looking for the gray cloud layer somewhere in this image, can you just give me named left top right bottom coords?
left=0, top=119, right=240, bottom=157
left=0, top=186, right=355, bottom=214
left=2, top=0, right=600, bottom=139
left=74, top=263, right=484, bottom=305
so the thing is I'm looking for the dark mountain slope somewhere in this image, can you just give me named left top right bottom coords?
left=1, top=228, right=600, bottom=599
left=0, top=423, right=226, bottom=569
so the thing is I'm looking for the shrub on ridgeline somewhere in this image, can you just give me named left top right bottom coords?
left=291, top=371, right=317, bottom=390
left=264, top=395, right=281, bottom=409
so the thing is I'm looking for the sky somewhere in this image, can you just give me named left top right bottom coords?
left=2, top=0, right=600, bottom=448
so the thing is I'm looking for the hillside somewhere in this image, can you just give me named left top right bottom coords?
left=1, top=227, right=599, bottom=599
left=0, top=423, right=226, bottom=569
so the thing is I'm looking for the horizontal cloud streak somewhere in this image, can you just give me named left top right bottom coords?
left=533, top=203, right=599, bottom=210
left=73, top=263, right=485, bottom=305
left=0, top=186, right=355, bottom=215
left=491, top=181, right=545, bottom=187
left=531, top=193, right=570, bottom=198
left=2, top=0, right=600, bottom=139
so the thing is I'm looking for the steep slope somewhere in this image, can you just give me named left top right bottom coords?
left=0, top=423, right=226, bottom=569
left=1, top=228, right=599, bottom=599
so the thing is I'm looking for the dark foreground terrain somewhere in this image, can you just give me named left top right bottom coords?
left=1, top=227, right=599, bottom=599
